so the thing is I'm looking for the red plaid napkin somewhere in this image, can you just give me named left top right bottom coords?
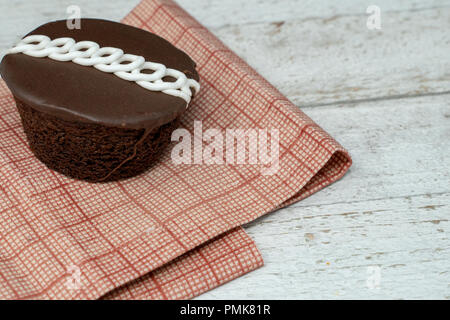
left=0, top=0, right=351, bottom=299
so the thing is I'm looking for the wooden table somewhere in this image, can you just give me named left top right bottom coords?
left=1, top=0, right=449, bottom=299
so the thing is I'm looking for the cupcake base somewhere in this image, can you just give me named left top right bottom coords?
left=15, top=98, right=178, bottom=182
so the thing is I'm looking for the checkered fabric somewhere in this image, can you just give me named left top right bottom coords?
left=0, top=0, right=351, bottom=299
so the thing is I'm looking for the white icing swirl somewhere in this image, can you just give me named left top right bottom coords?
left=7, top=35, right=200, bottom=104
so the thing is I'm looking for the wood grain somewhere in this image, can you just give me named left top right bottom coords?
left=207, top=3, right=450, bottom=106
left=200, top=95, right=449, bottom=299
left=0, top=0, right=449, bottom=299
left=181, top=0, right=450, bottom=28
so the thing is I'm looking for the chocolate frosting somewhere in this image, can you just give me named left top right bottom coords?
left=0, top=19, right=199, bottom=130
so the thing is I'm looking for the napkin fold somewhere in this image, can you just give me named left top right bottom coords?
left=0, top=0, right=351, bottom=299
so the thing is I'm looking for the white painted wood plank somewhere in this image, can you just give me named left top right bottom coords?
left=180, top=0, right=450, bottom=28
left=210, top=7, right=450, bottom=106
left=294, top=95, right=450, bottom=206
left=199, top=94, right=450, bottom=299
left=180, top=0, right=450, bottom=105
left=202, top=193, right=450, bottom=299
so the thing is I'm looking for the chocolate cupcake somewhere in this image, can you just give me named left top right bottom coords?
left=0, top=19, right=199, bottom=182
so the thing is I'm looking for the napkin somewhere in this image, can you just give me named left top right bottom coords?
left=0, top=0, right=351, bottom=299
